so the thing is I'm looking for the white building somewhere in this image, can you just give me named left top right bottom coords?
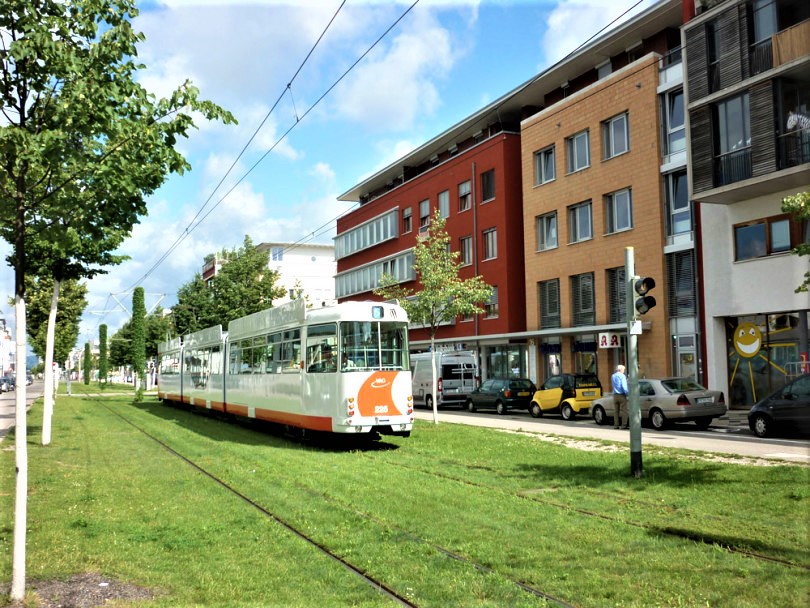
left=258, top=242, right=336, bottom=307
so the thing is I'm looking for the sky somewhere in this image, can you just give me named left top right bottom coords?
left=0, top=0, right=659, bottom=350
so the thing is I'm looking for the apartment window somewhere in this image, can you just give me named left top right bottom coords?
left=663, top=89, right=685, bottom=155
left=536, top=212, right=558, bottom=251
left=460, top=236, right=473, bottom=266
left=481, top=169, right=495, bottom=202
left=666, top=250, right=697, bottom=318
left=483, top=228, right=497, bottom=260
left=438, top=190, right=450, bottom=218
left=567, top=130, right=590, bottom=172
left=271, top=247, right=284, bottom=261
left=571, top=273, right=595, bottom=327
left=534, top=145, right=556, bottom=185
left=597, top=60, right=612, bottom=79
left=602, top=113, right=629, bottom=159
left=734, top=215, right=798, bottom=261
left=715, top=93, right=752, bottom=185
left=335, top=209, right=398, bottom=259
left=539, top=279, right=560, bottom=329
left=665, top=171, right=691, bottom=236
left=402, top=207, right=412, bottom=234
left=458, top=180, right=471, bottom=211
left=419, top=199, right=430, bottom=231
left=605, top=188, right=633, bottom=234
left=485, top=286, right=499, bottom=318
left=606, top=267, right=626, bottom=324
left=568, top=201, right=593, bottom=243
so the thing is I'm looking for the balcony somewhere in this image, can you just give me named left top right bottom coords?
left=773, top=19, right=810, bottom=68
left=749, top=38, right=773, bottom=76
left=714, top=148, right=752, bottom=187
left=778, top=131, right=810, bottom=170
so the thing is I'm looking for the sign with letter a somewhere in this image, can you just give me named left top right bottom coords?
left=598, top=332, right=620, bottom=349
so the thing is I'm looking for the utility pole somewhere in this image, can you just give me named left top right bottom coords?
left=625, top=246, right=657, bottom=479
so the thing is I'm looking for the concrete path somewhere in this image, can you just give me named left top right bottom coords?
left=0, top=380, right=44, bottom=443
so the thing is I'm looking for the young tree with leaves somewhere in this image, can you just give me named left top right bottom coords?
left=0, top=1, right=234, bottom=598
left=782, top=191, right=809, bottom=293
left=131, top=287, right=146, bottom=395
left=375, top=211, right=493, bottom=423
left=83, top=342, right=91, bottom=386
left=99, top=324, right=108, bottom=387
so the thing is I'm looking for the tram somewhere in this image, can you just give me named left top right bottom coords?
left=157, top=299, right=413, bottom=437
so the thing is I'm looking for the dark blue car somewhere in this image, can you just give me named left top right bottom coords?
left=748, top=373, right=810, bottom=438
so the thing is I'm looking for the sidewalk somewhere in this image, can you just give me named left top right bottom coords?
left=0, top=381, right=44, bottom=443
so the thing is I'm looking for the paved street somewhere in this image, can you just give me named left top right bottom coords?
left=413, top=407, right=810, bottom=464
left=0, top=380, right=44, bottom=443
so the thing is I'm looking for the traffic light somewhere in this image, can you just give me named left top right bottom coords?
left=633, top=276, right=656, bottom=318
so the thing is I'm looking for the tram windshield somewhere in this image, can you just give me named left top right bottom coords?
left=339, top=321, right=410, bottom=372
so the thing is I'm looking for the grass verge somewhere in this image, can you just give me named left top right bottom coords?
left=2, top=395, right=808, bottom=607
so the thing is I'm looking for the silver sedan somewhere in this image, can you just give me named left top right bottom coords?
left=591, top=377, right=727, bottom=430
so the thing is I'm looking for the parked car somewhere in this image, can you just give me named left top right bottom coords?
left=530, top=373, right=602, bottom=420
left=748, top=373, right=810, bottom=438
left=26, top=373, right=33, bottom=386
left=466, top=378, right=536, bottom=415
left=0, top=375, right=13, bottom=392
left=591, top=377, right=726, bottom=430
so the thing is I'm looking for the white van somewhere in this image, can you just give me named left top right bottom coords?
left=410, top=351, right=479, bottom=409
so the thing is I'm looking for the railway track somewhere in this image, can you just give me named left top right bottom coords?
left=108, top=405, right=577, bottom=608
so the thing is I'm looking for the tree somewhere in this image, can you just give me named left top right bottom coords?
left=21, top=276, right=87, bottom=366
left=83, top=342, right=91, bottom=385
left=131, top=287, right=146, bottom=396
left=782, top=191, right=809, bottom=293
left=0, top=1, right=234, bottom=598
left=171, top=273, right=215, bottom=338
left=374, top=211, right=493, bottom=423
left=98, top=324, right=108, bottom=386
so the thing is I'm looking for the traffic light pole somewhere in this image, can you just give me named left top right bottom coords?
left=625, top=247, right=643, bottom=478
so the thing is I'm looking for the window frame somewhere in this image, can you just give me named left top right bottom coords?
left=458, top=180, right=472, bottom=212
left=733, top=214, right=798, bottom=261
left=534, top=145, right=556, bottom=185
left=605, top=188, right=633, bottom=234
left=481, top=169, right=495, bottom=203
left=419, top=199, right=430, bottom=231
left=402, top=207, right=412, bottom=234
left=568, top=200, right=593, bottom=244
left=665, top=170, right=691, bottom=237
left=482, top=227, right=497, bottom=260
left=536, top=211, right=558, bottom=251
left=459, top=236, right=473, bottom=267
left=438, top=190, right=450, bottom=218
left=566, top=129, right=590, bottom=173
left=602, top=112, right=629, bottom=159
left=539, top=279, right=561, bottom=329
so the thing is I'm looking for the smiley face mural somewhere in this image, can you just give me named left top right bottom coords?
left=733, top=322, right=762, bottom=359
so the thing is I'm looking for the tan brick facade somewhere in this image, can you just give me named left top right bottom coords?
left=521, top=55, right=671, bottom=385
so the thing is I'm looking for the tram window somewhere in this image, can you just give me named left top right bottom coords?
left=266, top=333, right=281, bottom=373
left=229, top=346, right=240, bottom=375
left=307, top=324, right=337, bottom=373
left=281, top=329, right=301, bottom=371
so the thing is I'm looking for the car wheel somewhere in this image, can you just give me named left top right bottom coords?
left=650, top=408, right=667, bottom=431
left=425, top=394, right=434, bottom=410
left=529, top=402, right=542, bottom=418
left=694, top=417, right=713, bottom=431
left=466, top=399, right=477, bottom=413
left=496, top=401, right=507, bottom=415
left=561, top=403, right=575, bottom=421
left=751, top=413, right=769, bottom=438
left=593, top=405, right=607, bottom=425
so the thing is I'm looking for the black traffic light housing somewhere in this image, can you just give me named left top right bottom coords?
left=633, top=276, right=656, bottom=318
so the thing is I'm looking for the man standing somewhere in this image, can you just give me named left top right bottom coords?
left=611, top=364, right=629, bottom=429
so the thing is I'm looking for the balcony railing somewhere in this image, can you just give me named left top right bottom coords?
left=749, top=38, right=773, bottom=76
left=714, top=148, right=752, bottom=186
left=778, top=131, right=810, bottom=169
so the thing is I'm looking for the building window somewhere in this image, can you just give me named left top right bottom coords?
left=568, top=201, right=593, bottom=243
left=597, top=59, right=612, bottom=79
left=419, top=199, right=430, bottom=231
left=458, top=180, right=471, bottom=212
left=485, top=286, right=499, bottom=318
left=402, top=207, right=412, bottom=234
left=665, top=171, right=691, bottom=236
left=335, top=209, right=399, bottom=260
left=483, top=228, right=497, bottom=260
left=707, top=20, right=721, bottom=92
left=534, top=145, right=556, bottom=185
left=567, top=130, right=590, bottom=173
left=602, top=113, right=629, bottom=159
left=734, top=215, right=798, bottom=261
left=663, top=89, right=685, bottom=155
left=481, top=169, right=495, bottom=202
left=460, top=236, right=473, bottom=266
left=714, top=93, right=752, bottom=186
left=536, top=212, right=558, bottom=251
left=606, top=267, right=626, bottom=324
left=271, top=247, right=284, bottom=261
left=666, top=250, right=696, bottom=318
left=571, top=272, right=595, bottom=327
left=438, top=190, right=449, bottom=218
left=605, top=188, right=633, bottom=234
left=335, top=251, right=415, bottom=298
left=539, top=279, right=560, bottom=329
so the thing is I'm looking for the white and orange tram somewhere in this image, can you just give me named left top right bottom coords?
left=157, top=299, right=414, bottom=437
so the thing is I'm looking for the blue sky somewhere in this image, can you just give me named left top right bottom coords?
left=0, top=0, right=658, bottom=348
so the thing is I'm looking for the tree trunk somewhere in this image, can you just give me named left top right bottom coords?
left=430, top=337, right=439, bottom=424
left=11, top=296, right=28, bottom=600
left=42, top=279, right=60, bottom=446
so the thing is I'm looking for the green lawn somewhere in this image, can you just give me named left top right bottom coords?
left=2, top=395, right=808, bottom=607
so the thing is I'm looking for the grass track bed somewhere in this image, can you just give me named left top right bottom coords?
left=2, top=396, right=809, bottom=607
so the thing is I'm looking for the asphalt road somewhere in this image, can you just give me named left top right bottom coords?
left=2, top=384, right=808, bottom=464
left=413, top=406, right=810, bottom=465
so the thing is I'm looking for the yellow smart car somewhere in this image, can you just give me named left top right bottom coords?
left=530, top=373, right=602, bottom=420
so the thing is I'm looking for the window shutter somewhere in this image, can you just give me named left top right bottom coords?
left=690, top=107, right=713, bottom=193
left=750, top=81, right=777, bottom=176
left=666, top=250, right=697, bottom=318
